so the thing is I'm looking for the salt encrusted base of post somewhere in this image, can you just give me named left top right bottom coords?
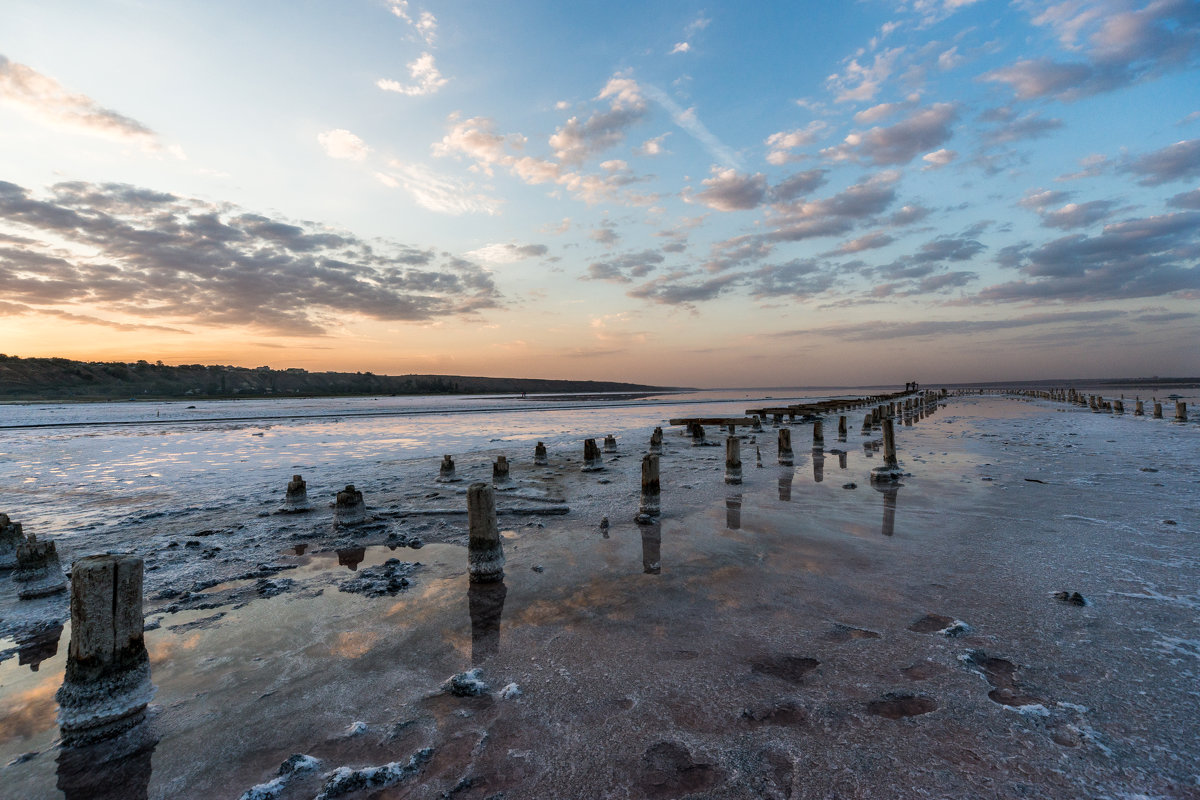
left=534, top=442, right=548, bottom=466
left=725, top=437, right=742, bottom=485
left=777, top=428, right=793, bottom=466
left=15, top=535, right=67, bottom=599
left=493, top=455, right=511, bottom=486
left=467, top=483, right=505, bottom=583
left=334, top=485, right=366, bottom=526
left=56, top=555, right=155, bottom=746
left=437, top=456, right=459, bottom=483
left=870, top=418, right=903, bottom=483
left=636, top=453, right=661, bottom=524
left=283, top=474, right=310, bottom=511
left=582, top=438, right=604, bottom=471
left=0, top=513, right=23, bottom=570
left=603, top=434, right=617, bottom=453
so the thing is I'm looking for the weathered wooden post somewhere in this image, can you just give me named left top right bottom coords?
left=812, top=419, right=824, bottom=450
left=467, top=483, right=504, bottom=583
left=437, top=456, right=457, bottom=483
left=649, top=427, right=663, bottom=454
left=870, top=418, right=902, bottom=482
left=725, top=437, right=742, bottom=485
left=534, top=441, right=548, bottom=466
left=1176, top=402, right=1188, bottom=422
left=492, top=455, right=511, bottom=486
left=15, top=535, right=67, bottom=599
left=1153, top=402, right=1163, bottom=419
left=582, top=438, right=603, bottom=471
left=777, top=428, right=793, bottom=466
left=334, top=484, right=366, bottom=525
left=0, top=513, right=23, bottom=570
left=56, top=555, right=154, bottom=745
left=284, top=474, right=310, bottom=511
left=603, top=434, right=617, bottom=453
left=637, top=454, right=661, bottom=523
left=837, top=415, right=847, bottom=441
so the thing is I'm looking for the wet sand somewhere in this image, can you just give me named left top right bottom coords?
left=1, top=396, right=1198, bottom=798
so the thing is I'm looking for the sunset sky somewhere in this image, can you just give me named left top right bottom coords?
left=2, top=0, right=1199, bottom=386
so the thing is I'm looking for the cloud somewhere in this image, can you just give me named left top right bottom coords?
left=627, top=270, right=741, bottom=306
left=769, top=171, right=902, bottom=243
left=974, top=210, right=1200, bottom=303
left=549, top=76, right=648, bottom=165
left=691, top=168, right=768, bottom=211
left=853, top=101, right=912, bottom=125
left=749, top=258, right=839, bottom=298
left=589, top=224, right=620, bottom=246
left=764, top=122, right=828, bottom=165
left=0, top=54, right=172, bottom=154
left=890, top=203, right=932, bottom=226
left=433, top=112, right=647, bottom=205
left=827, top=231, right=895, bottom=255
left=1040, top=200, right=1118, bottom=229
left=827, top=47, right=905, bottom=103
left=388, top=1, right=437, bottom=45
left=1121, top=138, right=1200, bottom=186
left=922, top=148, right=957, bottom=169
left=983, top=0, right=1200, bottom=101
left=770, top=169, right=829, bottom=203
left=317, top=129, right=370, bottom=161
left=768, top=309, right=1129, bottom=342
left=584, top=250, right=665, bottom=283
left=822, top=103, right=958, bottom=166
left=0, top=179, right=500, bottom=335
left=670, top=42, right=691, bottom=54
left=376, top=52, right=447, bottom=96
left=378, top=161, right=500, bottom=215
left=635, top=133, right=670, bottom=156
left=978, top=109, right=1064, bottom=146
left=462, top=243, right=548, bottom=264
left=1167, top=187, right=1200, bottom=208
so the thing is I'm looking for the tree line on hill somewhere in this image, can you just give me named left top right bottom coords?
left=0, top=355, right=671, bottom=401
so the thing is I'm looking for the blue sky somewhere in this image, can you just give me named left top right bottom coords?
left=1, top=0, right=1198, bottom=385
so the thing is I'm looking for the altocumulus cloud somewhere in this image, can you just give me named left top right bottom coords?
left=0, top=180, right=500, bottom=335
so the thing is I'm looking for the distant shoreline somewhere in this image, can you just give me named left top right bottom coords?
left=0, top=355, right=684, bottom=403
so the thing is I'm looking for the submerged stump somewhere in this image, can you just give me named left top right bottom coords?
left=334, top=484, right=366, bottom=526
left=15, top=534, right=67, bottom=599
left=637, top=453, right=661, bottom=523
left=283, top=474, right=310, bottom=511
left=56, top=555, right=155, bottom=746
left=467, top=483, right=505, bottom=583
left=870, top=418, right=902, bottom=483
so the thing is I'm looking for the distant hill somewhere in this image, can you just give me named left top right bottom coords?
left=0, top=355, right=677, bottom=401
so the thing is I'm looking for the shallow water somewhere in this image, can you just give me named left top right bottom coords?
left=1, top=393, right=1198, bottom=798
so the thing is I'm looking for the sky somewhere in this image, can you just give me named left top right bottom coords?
left=1, top=0, right=1199, bottom=387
